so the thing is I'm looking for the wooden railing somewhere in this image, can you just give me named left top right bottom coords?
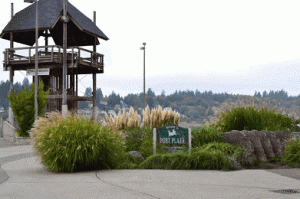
left=3, top=45, right=104, bottom=68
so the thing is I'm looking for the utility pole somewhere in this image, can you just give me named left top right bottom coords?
left=34, top=0, right=39, bottom=122
left=9, top=3, right=14, bottom=126
left=24, top=0, right=39, bottom=123
left=140, top=42, right=146, bottom=109
left=62, top=0, right=69, bottom=117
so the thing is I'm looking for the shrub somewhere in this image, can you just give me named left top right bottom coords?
left=209, top=106, right=295, bottom=133
left=281, top=138, right=300, bottom=168
left=138, top=134, right=169, bottom=159
left=31, top=110, right=127, bottom=173
left=191, top=125, right=228, bottom=149
left=7, top=81, right=49, bottom=137
left=122, top=126, right=148, bottom=152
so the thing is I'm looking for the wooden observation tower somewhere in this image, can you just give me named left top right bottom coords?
left=1, top=0, right=109, bottom=124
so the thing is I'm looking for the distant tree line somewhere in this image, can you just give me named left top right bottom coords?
left=0, top=77, right=299, bottom=123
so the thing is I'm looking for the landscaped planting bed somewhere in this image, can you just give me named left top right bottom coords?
left=28, top=102, right=300, bottom=173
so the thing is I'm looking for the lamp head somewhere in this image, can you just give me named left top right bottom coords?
left=143, top=42, right=146, bottom=46
left=24, top=0, right=37, bottom=3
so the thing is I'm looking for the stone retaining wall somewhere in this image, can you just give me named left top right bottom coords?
left=2, top=120, right=33, bottom=145
left=3, top=120, right=16, bottom=144
left=0, top=116, right=5, bottom=137
left=219, top=130, right=300, bottom=165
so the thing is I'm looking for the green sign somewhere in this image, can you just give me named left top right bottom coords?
left=157, top=125, right=188, bottom=148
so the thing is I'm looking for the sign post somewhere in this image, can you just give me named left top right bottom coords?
left=153, top=125, right=192, bottom=156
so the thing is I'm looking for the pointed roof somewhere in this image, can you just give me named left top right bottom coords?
left=0, top=0, right=109, bottom=47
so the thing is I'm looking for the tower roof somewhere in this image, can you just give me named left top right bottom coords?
left=0, top=0, right=109, bottom=47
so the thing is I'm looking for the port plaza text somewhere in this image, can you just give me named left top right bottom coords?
left=159, top=137, right=185, bottom=144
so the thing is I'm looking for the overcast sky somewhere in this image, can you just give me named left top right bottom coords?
left=1, top=0, right=300, bottom=98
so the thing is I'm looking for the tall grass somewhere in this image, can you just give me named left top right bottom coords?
left=204, top=96, right=300, bottom=132
left=103, top=105, right=180, bottom=135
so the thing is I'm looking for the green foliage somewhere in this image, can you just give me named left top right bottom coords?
left=193, top=142, right=243, bottom=157
left=7, top=81, right=49, bottom=137
left=122, top=126, right=147, bottom=152
left=191, top=126, right=228, bottom=149
left=210, top=106, right=295, bottom=133
left=138, top=134, right=169, bottom=159
left=281, top=138, right=300, bottom=168
left=34, top=116, right=128, bottom=173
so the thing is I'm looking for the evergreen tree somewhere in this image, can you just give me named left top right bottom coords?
left=78, top=87, right=92, bottom=110
left=22, top=77, right=30, bottom=90
left=124, top=94, right=142, bottom=110
left=263, top=91, right=268, bottom=98
left=95, top=88, right=104, bottom=109
left=107, top=91, right=121, bottom=109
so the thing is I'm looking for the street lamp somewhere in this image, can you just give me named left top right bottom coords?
left=140, top=42, right=146, bottom=109
left=24, top=0, right=39, bottom=123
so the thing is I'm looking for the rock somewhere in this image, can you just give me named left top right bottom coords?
left=219, top=130, right=256, bottom=165
left=129, top=151, right=144, bottom=160
left=264, top=131, right=284, bottom=157
left=252, top=130, right=275, bottom=158
left=220, top=130, right=295, bottom=165
left=244, top=131, right=267, bottom=162
left=223, top=155, right=243, bottom=170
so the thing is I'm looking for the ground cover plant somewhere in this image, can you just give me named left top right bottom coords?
left=29, top=97, right=300, bottom=173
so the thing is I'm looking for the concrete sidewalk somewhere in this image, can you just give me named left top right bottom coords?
left=1, top=145, right=300, bottom=198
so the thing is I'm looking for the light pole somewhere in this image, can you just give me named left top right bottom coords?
left=62, top=0, right=68, bottom=118
left=24, top=0, right=39, bottom=123
left=140, top=42, right=146, bottom=109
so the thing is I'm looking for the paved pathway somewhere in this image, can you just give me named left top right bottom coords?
left=0, top=138, right=36, bottom=184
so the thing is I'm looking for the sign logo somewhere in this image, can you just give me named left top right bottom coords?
left=168, top=129, right=177, bottom=137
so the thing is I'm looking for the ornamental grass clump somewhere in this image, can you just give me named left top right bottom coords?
left=205, top=95, right=300, bottom=133
left=142, top=105, right=180, bottom=129
left=102, top=105, right=180, bottom=155
left=104, top=106, right=141, bottom=137
left=30, top=110, right=127, bottom=173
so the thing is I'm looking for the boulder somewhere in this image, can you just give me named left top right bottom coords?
left=129, top=151, right=144, bottom=160
left=253, top=130, right=275, bottom=158
left=264, top=131, right=284, bottom=157
left=219, top=130, right=256, bottom=165
left=223, top=155, right=243, bottom=170
left=244, top=131, right=267, bottom=162
left=272, top=131, right=294, bottom=153
left=219, top=130, right=296, bottom=165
